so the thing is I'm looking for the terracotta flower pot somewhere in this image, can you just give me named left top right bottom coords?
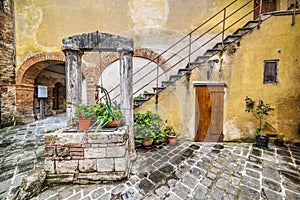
left=142, top=139, right=153, bottom=147
left=105, top=120, right=121, bottom=128
left=167, top=135, right=178, bottom=146
left=78, top=118, right=91, bottom=131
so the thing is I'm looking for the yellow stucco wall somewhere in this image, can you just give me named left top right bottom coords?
left=14, top=0, right=257, bottom=68
left=223, top=14, right=300, bottom=142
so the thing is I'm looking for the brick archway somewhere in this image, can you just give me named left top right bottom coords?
left=16, top=52, right=65, bottom=85
left=83, top=48, right=169, bottom=102
left=15, top=52, right=65, bottom=123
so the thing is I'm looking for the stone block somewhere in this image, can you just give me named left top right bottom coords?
left=79, top=159, right=97, bottom=172
left=97, top=158, right=114, bottom=172
left=107, top=145, right=126, bottom=158
left=56, top=160, right=78, bottom=174
left=87, top=133, right=108, bottom=144
left=57, top=146, right=70, bottom=157
left=44, top=134, right=57, bottom=145
left=44, top=146, right=55, bottom=157
left=77, top=171, right=126, bottom=181
left=45, top=174, right=74, bottom=185
left=44, top=158, right=55, bottom=174
left=56, top=132, right=85, bottom=144
left=85, top=147, right=106, bottom=158
left=115, top=156, right=128, bottom=172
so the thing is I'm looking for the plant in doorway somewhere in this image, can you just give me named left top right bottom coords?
left=245, top=96, right=275, bottom=148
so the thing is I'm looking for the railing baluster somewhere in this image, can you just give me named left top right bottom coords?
left=222, top=8, right=226, bottom=50
left=258, top=0, right=263, bottom=28
left=292, top=0, right=296, bottom=26
left=188, top=33, right=191, bottom=73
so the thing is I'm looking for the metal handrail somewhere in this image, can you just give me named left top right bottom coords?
left=103, top=0, right=260, bottom=101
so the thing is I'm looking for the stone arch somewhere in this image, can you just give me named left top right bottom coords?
left=83, top=48, right=170, bottom=103
left=15, top=52, right=65, bottom=123
left=16, top=52, right=65, bottom=85
left=100, top=48, right=169, bottom=72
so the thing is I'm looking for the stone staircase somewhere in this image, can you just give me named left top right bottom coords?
left=134, top=15, right=270, bottom=108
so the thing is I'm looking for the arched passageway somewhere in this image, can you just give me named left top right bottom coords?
left=15, top=52, right=65, bottom=123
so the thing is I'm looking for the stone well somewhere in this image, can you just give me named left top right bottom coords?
left=44, top=127, right=131, bottom=185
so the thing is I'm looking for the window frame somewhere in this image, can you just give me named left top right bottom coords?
left=263, top=60, right=279, bottom=84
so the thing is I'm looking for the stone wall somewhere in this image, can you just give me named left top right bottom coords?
left=0, top=0, right=16, bottom=127
left=44, top=127, right=131, bottom=185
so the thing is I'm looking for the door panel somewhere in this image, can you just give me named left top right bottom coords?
left=254, top=0, right=277, bottom=19
left=195, top=84, right=225, bottom=142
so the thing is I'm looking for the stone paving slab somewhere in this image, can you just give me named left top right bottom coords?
left=1, top=114, right=300, bottom=199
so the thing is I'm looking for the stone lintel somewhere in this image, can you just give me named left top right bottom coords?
left=62, top=31, right=134, bottom=52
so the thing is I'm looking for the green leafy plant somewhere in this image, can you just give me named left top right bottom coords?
left=93, top=101, right=123, bottom=131
left=134, top=111, right=164, bottom=141
left=245, top=96, right=276, bottom=136
left=66, top=102, right=96, bottom=119
left=163, top=125, right=180, bottom=137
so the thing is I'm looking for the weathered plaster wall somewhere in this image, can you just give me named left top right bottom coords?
left=223, top=14, right=300, bottom=142
left=14, top=0, right=255, bottom=68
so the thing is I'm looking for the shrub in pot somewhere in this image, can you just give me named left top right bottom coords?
left=163, top=126, right=180, bottom=145
left=134, top=111, right=164, bottom=147
left=245, top=96, right=276, bottom=148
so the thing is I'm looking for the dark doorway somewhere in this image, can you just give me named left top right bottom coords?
left=254, top=0, right=277, bottom=18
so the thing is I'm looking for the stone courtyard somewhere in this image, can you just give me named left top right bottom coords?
left=0, top=114, right=300, bottom=200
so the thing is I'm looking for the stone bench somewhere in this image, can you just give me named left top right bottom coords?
left=44, top=127, right=131, bottom=185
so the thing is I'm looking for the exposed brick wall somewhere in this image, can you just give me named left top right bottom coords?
left=0, top=0, right=16, bottom=127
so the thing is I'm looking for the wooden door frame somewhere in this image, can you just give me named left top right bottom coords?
left=194, top=82, right=226, bottom=142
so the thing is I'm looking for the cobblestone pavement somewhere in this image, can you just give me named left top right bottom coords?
left=1, top=114, right=300, bottom=200
left=0, top=114, right=67, bottom=199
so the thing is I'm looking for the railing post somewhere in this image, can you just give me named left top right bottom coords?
left=222, top=8, right=226, bottom=50
left=155, top=58, right=159, bottom=104
left=292, top=0, right=296, bottom=26
left=258, top=0, right=263, bottom=29
left=188, top=33, right=191, bottom=73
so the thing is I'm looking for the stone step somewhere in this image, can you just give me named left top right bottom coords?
left=224, top=35, right=242, bottom=43
left=169, top=75, right=182, bottom=82
left=161, top=80, right=174, bottom=87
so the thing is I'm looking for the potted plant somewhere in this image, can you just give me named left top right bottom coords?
left=163, top=125, right=180, bottom=145
left=245, top=96, right=275, bottom=148
left=93, top=101, right=123, bottom=131
left=134, top=111, right=164, bottom=147
left=66, top=102, right=96, bottom=131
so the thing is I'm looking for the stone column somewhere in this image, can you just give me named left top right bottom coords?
left=118, top=49, right=135, bottom=155
left=63, top=50, right=83, bottom=127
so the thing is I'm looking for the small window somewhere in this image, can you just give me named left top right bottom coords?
left=263, top=60, right=278, bottom=84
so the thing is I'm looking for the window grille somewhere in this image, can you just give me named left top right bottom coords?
left=263, top=60, right=278, bottom=84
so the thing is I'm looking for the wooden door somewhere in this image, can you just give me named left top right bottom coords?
left=254, top=0, right=277, bottom=19
left=195, top=83, right=225, bottom=142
